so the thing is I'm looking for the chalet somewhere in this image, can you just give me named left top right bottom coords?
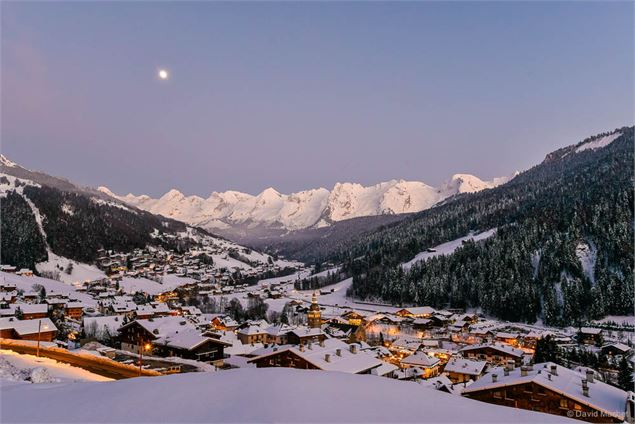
left=237, top=324, right=269, bottom=345
left=463, top=363, right=634, bottom=423
left=118, top=316, right=228, bottom=365
left=428, top=314, right=450, bottom=327
left=64, top=302, right=85, bottom=320
left=323, top=322, right=366, bottom=343
left=412, top=318, right=433, bottom=330
left=601, top=343, right=632, bottom=358
left=396, top=306, right=435, bottom=318
left=523, top=331, right=555, bottom=349
left=400, top=351, right=441, bottom=378
left=287, top=327, right=325, bottom=345
left=210, top=315, right=239, bottom=331
left=340, top=310, right=367, bottom=326
left=265, top=323, right=294, bottom=345
left=468, top=328, right=495, bottom=344
left=0, top=265, right=17, bottom=273
left=0, top=291, right=17, bottom=304
left=0, top=281, right=17, bottom=292
left=44, top=298, right=67, bottom=311
left=0, top=317, right=58, bottom=342
left=460, top=343, right=525, bottom=366
left=248, top=338, right=384, bottom=375
left=448, top=321, right=470, bottom=333
left=17, top=304, right=48, bottom=320
left=495, top=332, right=520, bottom=346
left=579, top=327, right=604, bottom=345
left=0, top=304, right=16, bottom=318
left=16, top=268, right=34, bottom=277
left=453, top=313, right=479, bottom=324
left=390, top=336, right=423, bottom=353
left=443, top=357, right=487, bottom=383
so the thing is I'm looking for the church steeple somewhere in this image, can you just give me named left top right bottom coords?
left=307, top=291, right=321, bottom=328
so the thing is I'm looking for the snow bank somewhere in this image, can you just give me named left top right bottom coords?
left=0, top=350, right=111, bottom=383
left=1, top=368, right=571, bottom=423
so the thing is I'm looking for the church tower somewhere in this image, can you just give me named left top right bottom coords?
left=307, top=291, right=322, bottom=328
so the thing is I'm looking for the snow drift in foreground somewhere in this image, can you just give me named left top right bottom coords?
left=1, top=368, right=571, bottom=423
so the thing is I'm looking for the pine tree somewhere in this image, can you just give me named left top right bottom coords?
left=617, top=356, right=634, bottom=391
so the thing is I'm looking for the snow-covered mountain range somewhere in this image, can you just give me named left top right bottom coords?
left=99, top=173, right=516, bottom=233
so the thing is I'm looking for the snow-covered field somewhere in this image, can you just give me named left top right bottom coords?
left=0, top=271, right=97, bottom=306
left=592, top=315, right=635, bottom=326
left=1, top=367, right=571, bottom=423
left=575, top=132, right=622, bottom=153
left=36, top=252, right=106, bottom=285
left=0, top=349, right=112, bottom=383
left=118, top=274, right=197, bottom=296
left=402, top=229, right=497, bottom=270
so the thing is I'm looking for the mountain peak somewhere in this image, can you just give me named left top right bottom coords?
left=0, top=154, right=18, bottom=168
left=161, top=189, right=185, bottom=200
left=258, top=187, right=282, bottom=198
left=98, top=186, right=116, bottom=197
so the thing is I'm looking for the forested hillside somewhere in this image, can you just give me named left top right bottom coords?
left=332, top=127, right=633, bottom=325
left=1, top=178, right=200, bottom=271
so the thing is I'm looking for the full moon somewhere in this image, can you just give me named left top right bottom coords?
left=158, top=69, right=169, bottom=80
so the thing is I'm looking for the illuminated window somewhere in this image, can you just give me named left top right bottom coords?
left=559, top=399, right=568, bottom=408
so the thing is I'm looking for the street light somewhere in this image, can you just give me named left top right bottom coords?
left=138, top=339, right=152, bottom=376
left=36, top=320, right=49, bottom=358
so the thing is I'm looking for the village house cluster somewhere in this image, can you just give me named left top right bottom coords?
left=0, top=263, right=634, bottom=424
left=94, top=245, right=288, bottom=285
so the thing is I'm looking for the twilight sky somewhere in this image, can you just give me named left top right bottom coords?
left=2, top=1, right=633, bottom=197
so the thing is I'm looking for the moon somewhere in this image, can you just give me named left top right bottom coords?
left=158, top=69, right=169, bottom=80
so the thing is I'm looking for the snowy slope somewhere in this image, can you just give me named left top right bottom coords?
left=402, top=229, right=497, bottom=270
left=102, top=173, right=514, bottom=232
left=1, top=159, right=295, bottom=277
left=575, top=133, right=622, bottom=153
left=0, top=367, right=571, bottom=423
left=0, top=271, right=97, bottom=306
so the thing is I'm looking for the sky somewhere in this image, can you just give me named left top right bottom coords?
left=2, top=1, right=633, bottom=197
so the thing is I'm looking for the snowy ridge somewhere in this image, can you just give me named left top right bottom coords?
left=101, top=174, right=514, bottom=232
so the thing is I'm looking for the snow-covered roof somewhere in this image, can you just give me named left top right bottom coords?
left=464, top=362, right=628, bottom=421
left=601, top=343, right=631, bottom=353
left=16, top=304, right=48, bottom=314
left=495, top=332, right=519, bottom=339
left=400, top=351, right=440, bottom=368
left=249, top=338, right=383, bottom=374
left=580, top=327, right=603, bottom=335
left=444, top=357, right=487, bottom=376
left=288, top=326, right=323, bottom=338
left=0, top=317, right=57, bottom=335
left=399, top=306, right=436, bottom=315
left=123, top=316, right=228, bottom=351
left=460, top=343, right=524, bottom=358
left=237, top=324, right=268, bottom=336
